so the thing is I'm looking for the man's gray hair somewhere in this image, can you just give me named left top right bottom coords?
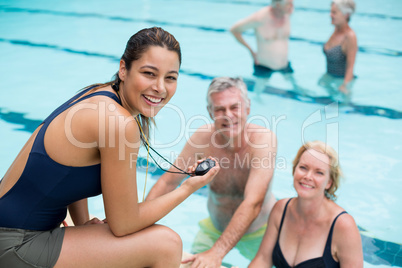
left=206, top=77, right=250, bottom=112
left=333, top=0, right=355, bottom=18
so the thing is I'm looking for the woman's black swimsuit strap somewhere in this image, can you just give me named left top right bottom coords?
left=278, top=198, right=293, bottom=234
left=272, top=198, right=347, bottom=268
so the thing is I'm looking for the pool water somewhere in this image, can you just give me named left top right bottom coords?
left=0, top=0, right=401, bottom=267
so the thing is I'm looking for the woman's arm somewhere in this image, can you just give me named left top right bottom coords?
left=99, top=111, right=219, bottom=237
left=68, top=198, right=90, bottom=226
left=146, top=127, right=209, bottom=201
left=341, top=30, right=358, bottom=89
left=67, top=199, right=105, bottom=226
left=333, top=213, right=363, bottom=267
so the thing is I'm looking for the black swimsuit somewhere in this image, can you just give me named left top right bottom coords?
left=272, top=199, right=346, bottom=268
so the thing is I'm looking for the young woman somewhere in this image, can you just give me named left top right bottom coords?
left=319, top=0, right=358, bottom=97
left=249, top=141, right=363, bottom=267
left=0, top=27, right=219, bottom=268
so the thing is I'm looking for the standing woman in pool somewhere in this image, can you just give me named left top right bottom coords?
left=0, top=27, right=219, bottom=268
left=249, top=141, right=363, bottom=267
left=319, top=0, right=357, bottom=97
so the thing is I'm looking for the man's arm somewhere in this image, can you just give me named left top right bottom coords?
left=184, top=128, right=277, bottom=267
left=211, top=129, right=277, bottom=256
left=230, top=9, right=264, bottom=63
left=146, top=128, right=208, bottom=200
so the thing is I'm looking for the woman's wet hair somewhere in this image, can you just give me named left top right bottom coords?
left=332, top=0, right=356, bottom=21
left=292, top=141, right=343, bottom=200
left=87, top=27, right=181, bottom=139
left=206, top=77, right=250, bottom=113
left=120, top=27, right=182, bottom=72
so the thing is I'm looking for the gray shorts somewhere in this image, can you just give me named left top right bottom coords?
left=0, top=227, right=65, bottom=268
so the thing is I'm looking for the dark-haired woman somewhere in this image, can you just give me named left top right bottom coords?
left=0, top=27, right=219, bottom=268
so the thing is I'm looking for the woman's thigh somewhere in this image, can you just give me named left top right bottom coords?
left=55, top=223, right=182, bottom=268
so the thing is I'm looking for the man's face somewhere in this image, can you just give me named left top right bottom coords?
left=209, top=87, right=250, bottom=140
left=273, top=0, right=293, bottom=13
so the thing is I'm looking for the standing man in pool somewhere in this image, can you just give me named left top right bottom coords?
left=147, top=77, right=277, bottom=267
left=230, top=0, right=299, bottom=96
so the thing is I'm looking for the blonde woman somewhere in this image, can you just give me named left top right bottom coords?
left=249, top=141, right=363, bottom=267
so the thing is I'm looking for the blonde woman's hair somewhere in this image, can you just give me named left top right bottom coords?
left=292, top=141, right=343, bottom=200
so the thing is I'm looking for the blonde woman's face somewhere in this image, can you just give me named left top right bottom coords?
left=293, top=149, right=332, bottom=199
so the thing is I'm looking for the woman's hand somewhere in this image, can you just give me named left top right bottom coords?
left=339, top=83, right=349, bottom=94
left=181, top=157, right=220, bottom=193
left=84, top=217, right=106, bottom=225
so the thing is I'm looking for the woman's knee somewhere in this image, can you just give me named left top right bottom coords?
left=153, top=225, right=183, bottom=251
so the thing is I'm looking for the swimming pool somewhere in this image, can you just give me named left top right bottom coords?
left=0, top=0, right=401, bottom=266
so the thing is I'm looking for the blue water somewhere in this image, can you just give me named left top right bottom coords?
left=0, top=0, right=401, bottom=267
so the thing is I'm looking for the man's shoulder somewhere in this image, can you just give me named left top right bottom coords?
left=246, top=123, right=276, bottom=140
left=260, top=5, right=271, bottom=14
left=193, top=124, right=215, bottom=136
left=250, top=6, right=271, bottom=21
left=185, top=124, right=215, bottom=147
left=246, top=123, right=270, bottom=130
left=243, top=124, right=277, bottom=153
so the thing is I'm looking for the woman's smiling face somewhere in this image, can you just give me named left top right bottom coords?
left=293, top=149, right=332, bottom=199
left=119, top=45, right=180, bottom=117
